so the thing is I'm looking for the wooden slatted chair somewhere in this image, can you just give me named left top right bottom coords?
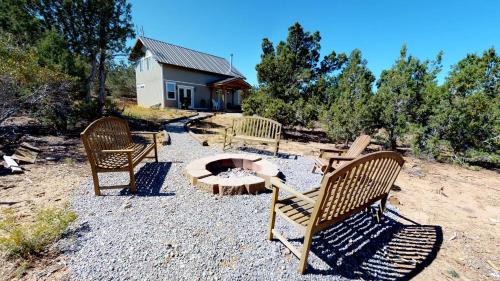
left=268, top=151, right=405, bottom=274
left=81, top=116, right=159, bottom=196
left=311, top=134, right=371, bottom=174
left=223, top=116, right=282, bottom=156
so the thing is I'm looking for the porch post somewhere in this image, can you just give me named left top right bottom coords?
left=221, top=86, right=226, bottom=112
left=209, top=87, right=213, bottom=112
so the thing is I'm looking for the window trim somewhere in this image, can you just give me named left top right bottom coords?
left=165, top=82, right=176, bottom=100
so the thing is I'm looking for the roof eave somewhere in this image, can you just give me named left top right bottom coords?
left=128, top=37, right=145, bottom=61
left=158, top=61, right=245, bottom=79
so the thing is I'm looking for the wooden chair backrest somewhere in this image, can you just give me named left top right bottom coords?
left=232, top=116, right=282, bottom=140
left=311, top=151, right=404, bottom=230
left=345, top=134, right=371, bottom=157
left=80, top=116, right=132, bottom=166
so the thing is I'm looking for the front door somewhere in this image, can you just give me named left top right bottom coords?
left=178, top=86, right=194, bottom=109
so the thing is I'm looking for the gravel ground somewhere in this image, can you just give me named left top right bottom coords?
left=64, top=117, right=420, bottom=281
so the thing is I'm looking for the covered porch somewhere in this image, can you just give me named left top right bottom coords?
left=208, top=77, right=251, bottom=112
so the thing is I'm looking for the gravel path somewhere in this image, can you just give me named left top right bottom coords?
left=65, top=117, right=410, bottom=281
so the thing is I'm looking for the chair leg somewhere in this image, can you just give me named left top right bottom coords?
left=298, top=232, right=314, bottom=274
left=126, top=153, right=137, bottom=194
left=128, top=166, right=137, bottom=194
left=321, top=165, right=327, bottom=174
left=274, top=142, right=279, bottom=157
left=376, top=194, right=388, bottom=223
left=380, top=194, right=388, bottom=213
left=223, top=132, right=227, bottom=151
left=268, top=188, right=279, bottom=240
left=153, top=136, right=158, bottom=162
left=91, top=170, right=101, bottom=196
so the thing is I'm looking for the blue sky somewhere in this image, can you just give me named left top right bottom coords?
left=128, top=0, right=500, bottom=86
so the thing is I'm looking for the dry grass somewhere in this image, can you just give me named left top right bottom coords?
left=0, top=207, right=76, bottom=260
left=118, top=100, right=194, bottom=123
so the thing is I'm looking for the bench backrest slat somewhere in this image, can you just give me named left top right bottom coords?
left=81, top=117, right=132, bottom=166
left=311, top=151, right=404, bottom=229
left=232, top=116, right=282, bottom=140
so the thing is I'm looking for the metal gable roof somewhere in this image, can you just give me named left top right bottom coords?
left=135, top=36, right=245, bottom=79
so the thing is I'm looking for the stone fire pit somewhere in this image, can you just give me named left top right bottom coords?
left=185, top=153, right=279, bottom=195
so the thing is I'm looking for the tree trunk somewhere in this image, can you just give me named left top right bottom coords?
left=97, top=50, right=107, bottom=114
left=389, top=129, right=397, bottom=150
left=85, top=56, right=97, bottom=101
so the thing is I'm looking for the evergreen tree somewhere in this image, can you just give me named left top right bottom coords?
left=33, top=0, right=134, bottom=109
left=248, top=22, right=346, bottom=127
left=0, top=0, right=41, bottom=43
left=419, top=48, right=499, bottom=164
left=374, top=45, right=442, bottom=149
left=323, top=49, right=375, bottom=142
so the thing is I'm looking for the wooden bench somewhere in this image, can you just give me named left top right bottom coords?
left=81, top=116, right=159, bottom=196
left=312, top=134, right=371, bottom=174
left=268, top=151, right=405, bottom=274
left=223, top=116, right=282, bottom=156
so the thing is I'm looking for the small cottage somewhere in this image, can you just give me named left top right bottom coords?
left=129, top=36, right=251, bottom=111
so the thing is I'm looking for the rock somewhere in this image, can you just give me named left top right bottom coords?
left=122, top=200, right=132, bottom=209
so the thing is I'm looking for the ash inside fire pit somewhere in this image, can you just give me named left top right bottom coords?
left=185, top=153, right=280, bottom=195
left=215, top=167, right=257, bottom=178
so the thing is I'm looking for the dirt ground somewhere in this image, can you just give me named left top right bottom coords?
left=0, top=134, right=87, bottom=280
left=191, top=114, right=500, bottom=280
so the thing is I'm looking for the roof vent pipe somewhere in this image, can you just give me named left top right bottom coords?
left=229, top=54, right=233, bottom=73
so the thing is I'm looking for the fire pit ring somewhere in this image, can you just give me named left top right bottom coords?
left=185, top=153, right=279, bottom=195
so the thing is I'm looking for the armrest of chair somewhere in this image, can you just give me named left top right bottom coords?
left=319, top=147, right=346, bottom=153
left=270, top=177, right=316, bottom=205
left=318, top=147, right=346, bottom=158
left=326, top=156, right=356, bottom=161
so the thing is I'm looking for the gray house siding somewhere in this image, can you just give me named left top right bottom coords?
left=135, top=49, right=164, bottom=108
left=162, top=64, right=230, bottom=109
left=131, top=37, right=248, bottom=110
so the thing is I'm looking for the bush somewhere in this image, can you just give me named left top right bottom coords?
left=0, top=207, right=77, bottom=259
left=242, top=91, right=297, bottom=127
left=0, top=33, right=78, bottom=131
left=293, top=98, right=319, bottom=129
left=262, top=98, right=295, bottom=126
left=241, top=91, right=269, bottom=117
left=412, top=92, right=499, bottom=166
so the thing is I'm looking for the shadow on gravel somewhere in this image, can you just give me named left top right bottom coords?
left=299, top=209, right=442, bottom=280
left=120, top=162, right=174, bottom=196
left=165, top=123, right=188, bottom=134
left=236, top=147, right=299, bottom=159
left=59, top=221, right=92, bottom=254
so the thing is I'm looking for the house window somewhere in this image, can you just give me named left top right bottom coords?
left=139, top=60, right=143, bottom=72
left=145, top=57, right=150, bottom=70
left=166, top=82, right=176, bottom=100
left=137, top=84, right=145, bottom=90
